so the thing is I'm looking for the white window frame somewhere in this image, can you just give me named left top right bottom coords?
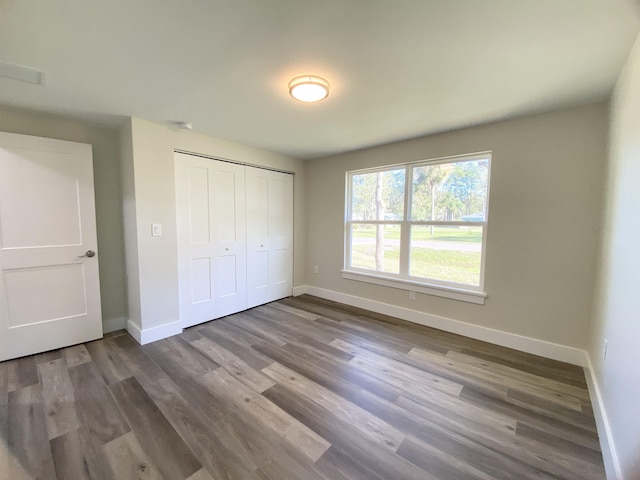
left=343, top=151, right=491, bottom=304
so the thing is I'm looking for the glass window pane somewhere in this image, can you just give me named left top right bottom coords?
left=411, top=159, right=489, bottom=222
left=351, top=169, right=405, bottom=221
left=350, top=224, right=400, bottom=274
left=409, top=225, right=483, bottom=286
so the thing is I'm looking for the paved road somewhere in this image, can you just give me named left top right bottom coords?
left=352, top=237, right=481, bottom=252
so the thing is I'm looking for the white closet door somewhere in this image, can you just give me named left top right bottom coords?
left=246, top=166, right=293, bottom=308
left=175, top=153, right=247, bottom=327
left=175, top=153, right=217, bottom=327
left=212, top=160, right=247, bottom=317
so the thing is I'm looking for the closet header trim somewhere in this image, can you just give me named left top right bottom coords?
left=174, top=149, right=294, bottom=175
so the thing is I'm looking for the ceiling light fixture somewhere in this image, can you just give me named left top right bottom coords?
left=288, top=75, right=330, bottom=103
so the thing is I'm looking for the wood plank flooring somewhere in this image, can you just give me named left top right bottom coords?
left=0, top=295, right=605, bottom=480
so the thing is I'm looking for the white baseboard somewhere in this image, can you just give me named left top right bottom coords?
left=584, top=355, right=622, bottom=480
left=292, top=285, right=308, bottom=297
left=126, top=320, right=142, bottom=344
left=103, top=317, right=126, bottom=333
left=295, top=284, right=588, bottom=367
left=127, top=319, right=182, bottom=345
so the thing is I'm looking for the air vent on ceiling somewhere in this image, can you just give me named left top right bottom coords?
left=0, top=62, right=44, bottom=85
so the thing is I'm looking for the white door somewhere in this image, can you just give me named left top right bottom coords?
left=211, top=160, right=247, bottom=317
left=246, top=166, right=293, bottom=308
left=0, top=132, right=102, bottom=361
left=175, top=153, right=247, bottom=327
left=175, top=153, right=217, bottom=327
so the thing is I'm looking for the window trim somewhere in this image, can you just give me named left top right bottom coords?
left=344, top=151, right=491, bottom=303
left=341, top=270, right=487, bottom=304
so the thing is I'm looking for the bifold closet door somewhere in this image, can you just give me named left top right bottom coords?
left=175, top=153, right=246, bottom=327
left=212, top=160, right=247, bottom=317
left=246, top=166, right=293, bottom=308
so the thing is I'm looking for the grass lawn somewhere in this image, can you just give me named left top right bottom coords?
left=351, top=243, right=481, bottom=286
left=410, top=248, right=480, bottom=285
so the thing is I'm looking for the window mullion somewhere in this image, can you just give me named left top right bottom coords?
left=345, top=173, right=351, bottom=270
left=399, top=166, right=412, bottom=277
left=399, top=222, right=411, bottom=277
left=404, top=165, right=412, bottom=221
left=345, top=221, right=352, bottom=270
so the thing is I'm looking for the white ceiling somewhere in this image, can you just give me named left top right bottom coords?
left=1, top=1, right=638, bottom=159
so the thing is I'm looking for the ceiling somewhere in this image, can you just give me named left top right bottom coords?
left=1, top=1, right=638, bottom=159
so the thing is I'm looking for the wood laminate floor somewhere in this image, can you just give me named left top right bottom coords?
left=0, top=295, right=605, bottom=480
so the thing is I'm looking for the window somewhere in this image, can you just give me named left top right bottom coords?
left=344, top=152, right=490, bottom=302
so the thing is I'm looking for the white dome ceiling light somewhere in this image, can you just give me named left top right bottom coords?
left=288, top=75, right=330, bottom=103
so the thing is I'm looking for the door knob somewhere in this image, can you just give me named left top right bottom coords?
left=79, top=250, right=96, bottom=258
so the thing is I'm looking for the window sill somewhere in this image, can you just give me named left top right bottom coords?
left=341, top=270, right=487, bottom=305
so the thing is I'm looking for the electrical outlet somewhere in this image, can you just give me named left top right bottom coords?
left=603, top=339, right=608, bottom=360
left=313, top=265, right=319, bottom=274
left=409, top=291, right=416, bottom=301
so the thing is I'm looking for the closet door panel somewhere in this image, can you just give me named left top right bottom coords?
left=268, top=172, right=293, bottom=300
left=270, top=248, right=290, bottom=298
left=175, top=154, right=217, bottom=327
left=247, top=174, right=269, bottom=238
left=190, top=257, right=212, bottom=304
left=212, top=161, right=247, bottom=317
left=246, top=167, right=293, bottom=308
left=188, top=166, right=211, bottom=244
left=246, top=168, right=271, bottom=308
left=214, top=169, right=239, bottom=243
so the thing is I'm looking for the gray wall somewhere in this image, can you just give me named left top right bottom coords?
left=591, top=32, right=640, bottom=479
left=0, top=106, right=127, bottom=328
left=305, top=103, right=608, bottom=349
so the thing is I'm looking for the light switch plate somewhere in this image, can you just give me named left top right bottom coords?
left=152, top=224, right=162, bottom=237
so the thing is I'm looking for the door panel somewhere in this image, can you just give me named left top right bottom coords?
left=253, top=251, right=270, bottom=287
left=212, top=161, right=246, bottom=316
left=175, top=153, right=247, bottom=326
left=269, top=176, right=289, bottom=237
left=1, top=147, right=83, bottom=248
left=271, top=249, right=288, bottom=283
left=187, top=166, right=211, bottom=244
left=246, top=167, right=293, bottom=308
left=268, top=173, right=293, bottom=301
left=215, top=170, right=239, bottom=243
left=250, top=249, right=271, bottom=307
left=190, top=257, right=212, bottom=304
left=5, top=264, right=87, bottom=327
left=249, top=175, right=269, bottom=238
left=176, top=155, right=218, bottom=327
left=0, top=132, right=102, bottom=361
left=218, top=255, right=238, bottom=297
